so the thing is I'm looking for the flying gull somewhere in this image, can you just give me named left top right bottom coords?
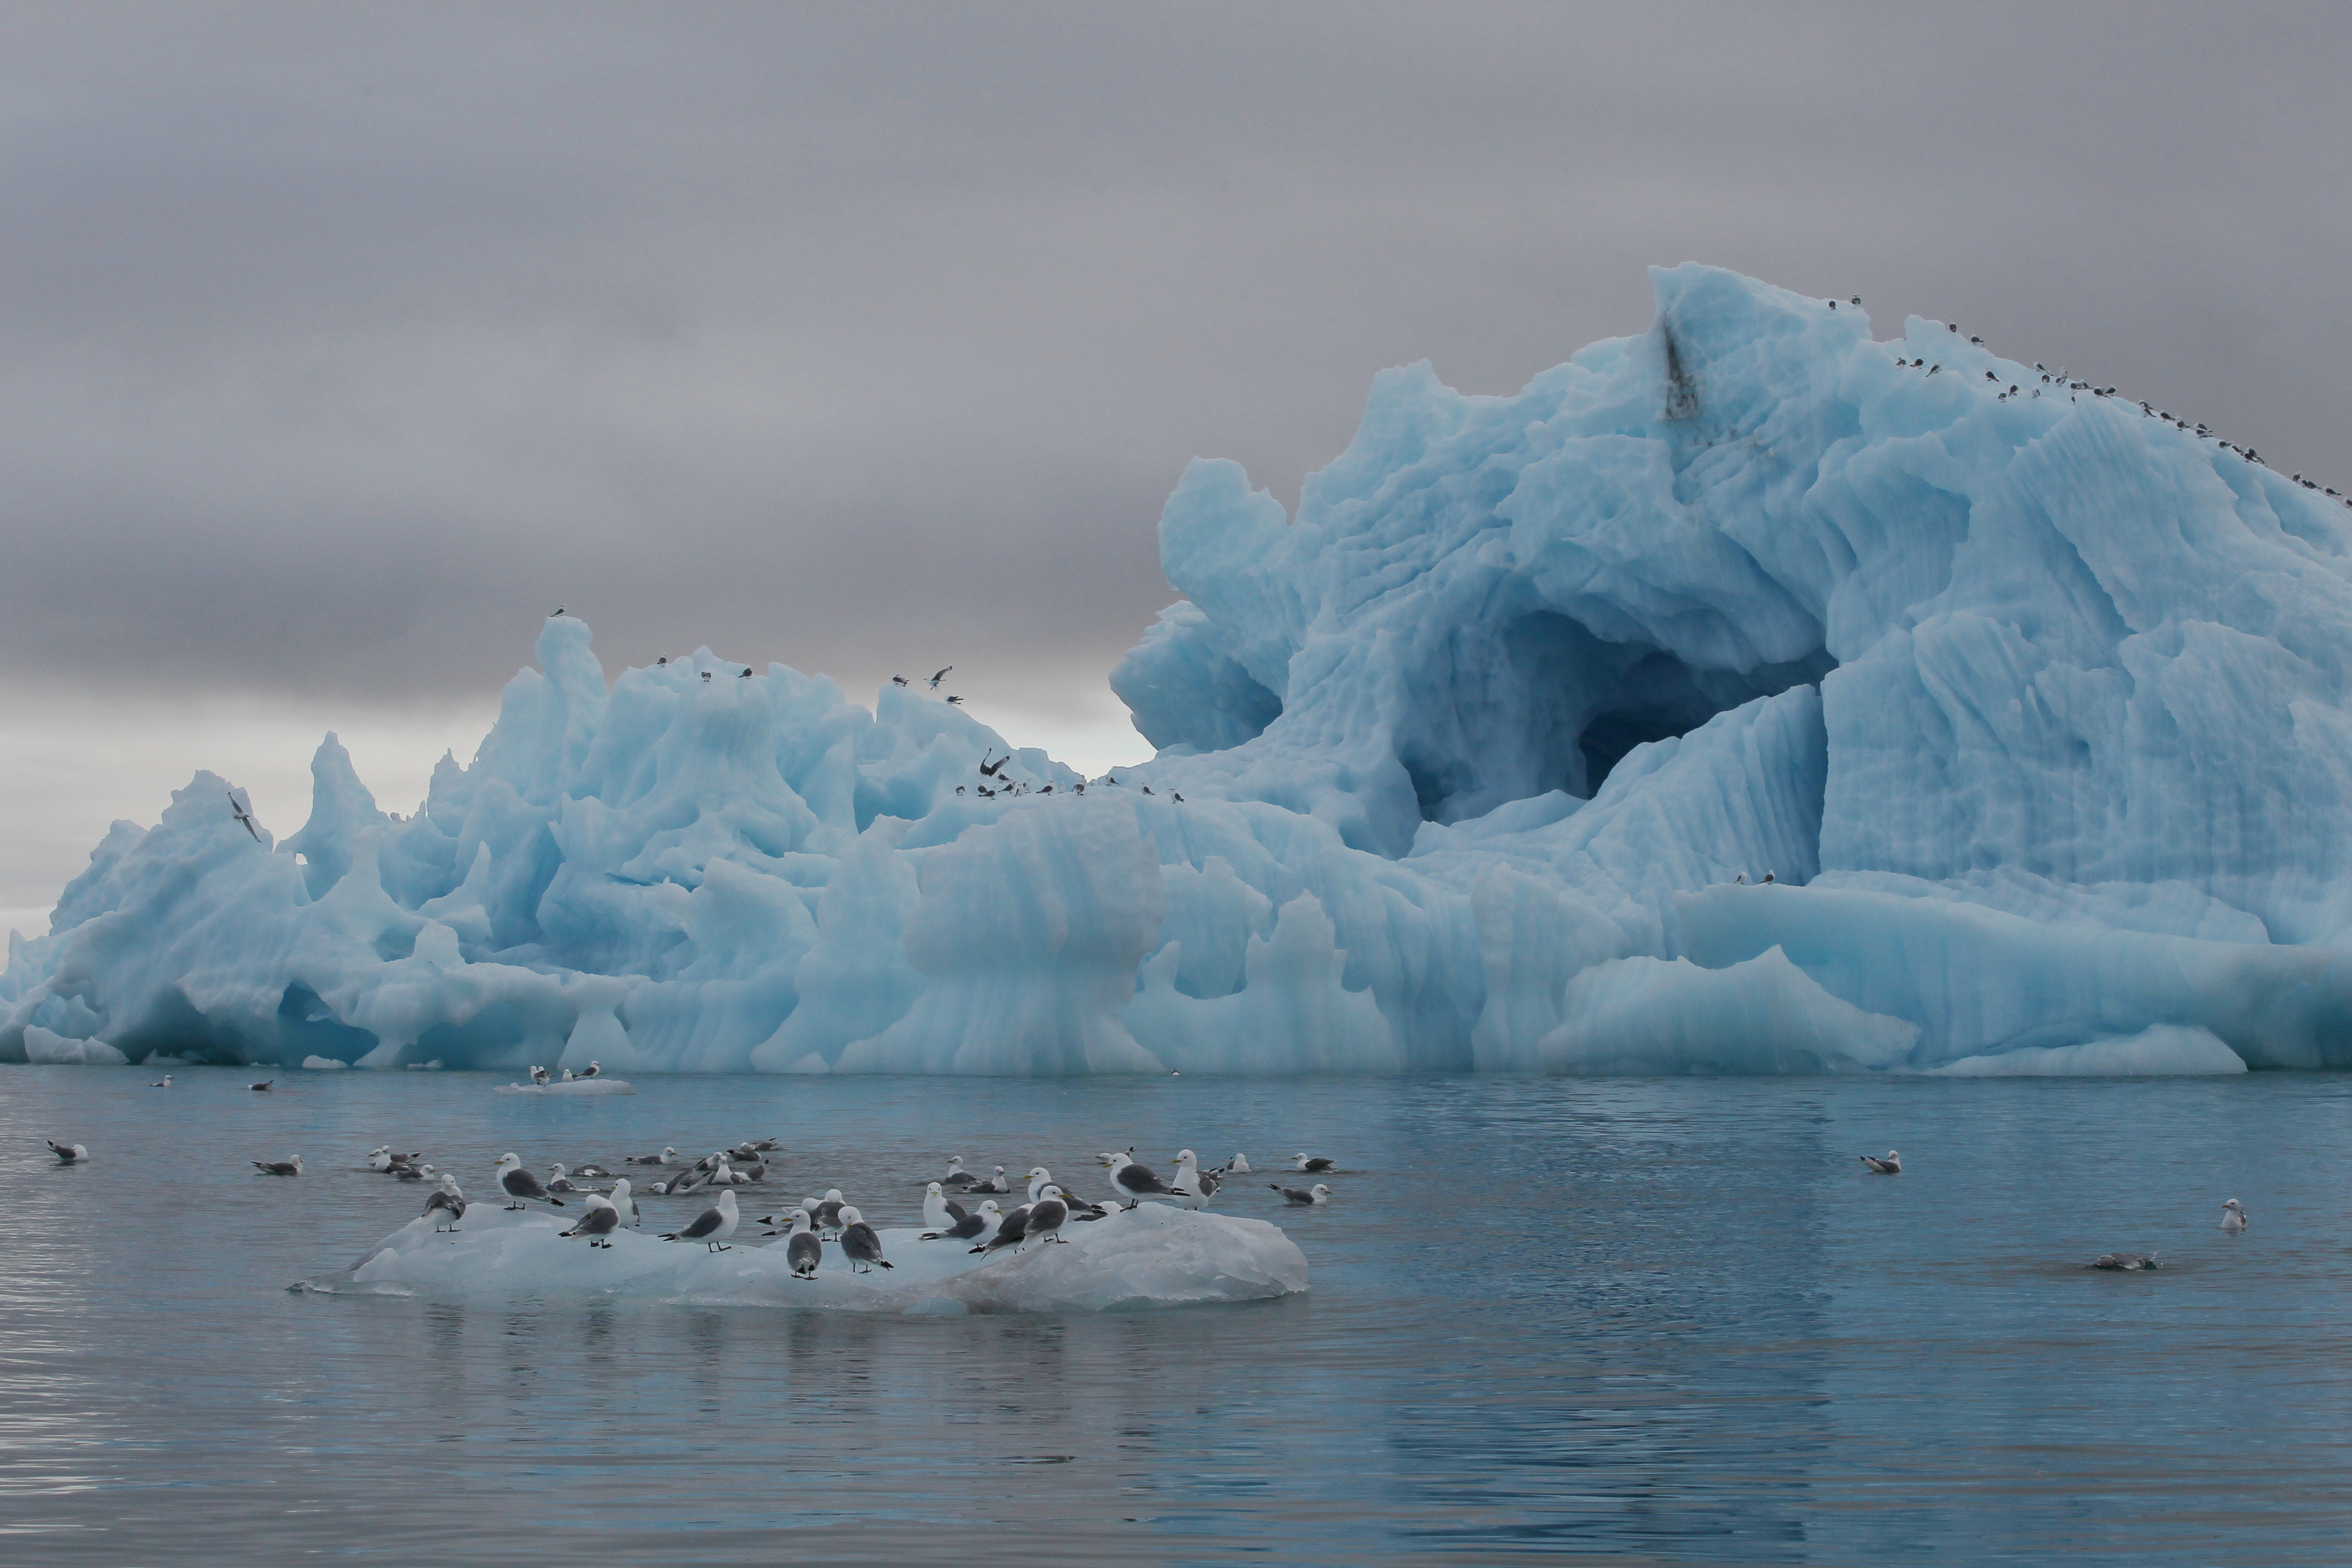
left=253, top=1156, right=304, bottom=1177
left=837, top=1206, right=893, bottom=1273
left=661, top=1188, right=740, bottom=1252
left=495, top=1152, right=567, bottom=1209
left=228, top=788, right=261, bottom=842
left=928, top=666, right=953, bottom=689
left=1270, top=1182, right=1333, bottom=1206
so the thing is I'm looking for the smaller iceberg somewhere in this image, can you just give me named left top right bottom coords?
left=490, top=1078, right=636, bottom=1096
left=308, top=1200, right=1307, bottom=1314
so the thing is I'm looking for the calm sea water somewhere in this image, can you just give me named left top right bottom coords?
left=0, top=1065, right=2345, bottom=1565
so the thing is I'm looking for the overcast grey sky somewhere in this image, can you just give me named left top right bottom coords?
left=3, top=1, right=2349, bottom=930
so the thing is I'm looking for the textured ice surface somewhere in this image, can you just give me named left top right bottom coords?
left=12, top=263, right=2352, bottom=1076
left=314, top=1200, right=1308, bottom=1314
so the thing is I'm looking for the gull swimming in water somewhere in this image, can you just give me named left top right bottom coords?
left=1270, top=1182, right=1333, bottom=1206
left=151, top=1074, right=172, bottom=1088
left=1167, top=1151, right=1209, bottom=1209
left=627, top=1146, right=677, bottom=1166
left=2221, top=1199, right=2249, bottom=1234
left=1291, top=1152, right=1335, bottom=1173
left=939, top=1156, right=977, bottom=1190
left=46, top=1139, right=90, bottom=1163
left=662, top=1188, right=739, bottom=1252
left=1859, top=1150, right=1902, bottom=1175
left=2089, top=1250, right=2160, bottom=1271
left=253, top=1155, right=303, bottom=1177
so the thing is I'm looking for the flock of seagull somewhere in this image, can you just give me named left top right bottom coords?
left=38, top=1132, right=1341, bottom=1282
left=1853, top=306, right=2351, bottom=504
left=1854, top=1146, right=2248, bottom=1269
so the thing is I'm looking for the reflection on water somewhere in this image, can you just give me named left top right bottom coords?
left=1, top=1067, right=2347, bottom=1564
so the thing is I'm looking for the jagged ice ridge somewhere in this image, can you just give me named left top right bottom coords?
left=12, top=264, right=2352, bottom=1077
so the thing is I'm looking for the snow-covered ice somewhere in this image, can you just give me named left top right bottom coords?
left=307, top=1200, right=1309, bottom=1314
left=12, top=263, right=2352, bottom=1076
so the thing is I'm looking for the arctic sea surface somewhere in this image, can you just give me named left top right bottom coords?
left=3, top=1067, right=2347, bottom=1565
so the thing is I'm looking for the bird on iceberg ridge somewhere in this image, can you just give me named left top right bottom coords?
left=920, top=1181, right=964, bottom=1232
left=1859, top=1151, right=1902, bottom=1175
left=973, top=1199, right=1035, bottom=1254
left=2221, top=1199, right=2248, bottom=1234
left=46, top=1139, right=89, bottom=1163
left=927, top=666, right=952, bottom=689
left=253, top=1156, right=303, bottom=1176
left=1019, top=1186, right=1072, bottom=1248
left=661, top=1188, right=738, bottom=1252
left=423, top=1174, right=466, bottom=1231
left=562, top=1193, right=621, bottom=1249
left=838, top=1206, right=893, bottom=1273
left=495, top=1152, right=565, bottom=1209
left=1271, top=1182, right=1333, bottom=1206
left=781, top=1209, right=822, bottom=1277
left=1169, top=1151, right=1211, bottom=1209
left=1104, top=1150, right=1186, bottom=1203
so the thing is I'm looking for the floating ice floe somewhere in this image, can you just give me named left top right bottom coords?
left=306, top=1200, right=1308, bottom=1314
left=13, top=263, right=2352, bottom=1076
left=490, top=1077, right=636, bottom=1096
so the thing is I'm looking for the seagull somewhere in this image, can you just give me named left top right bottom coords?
left=423, top=1174, right=466, bottom=1231
left=1021, top=1185, right=1072, bottom=1247
left=921, top=1181, right=964, bottom=1231
left=395, top=1163, right=429, bottom=1181
left=782, top=1209, right=822, bottom=1277
left=1271, top=1182, right=1333, bottom=1206
left=812, top=1188, right=848, bottom=1233
left=545, top=1163, right=587, bottom=1194
left=228, top=789, right=261, bottom=841
left=578, top=1061, right=600, bottom=1079
left=1859, top=1150, right=1902, bottom=1175
left=2221, top=1199, right=2248, bottom=1234
left=701, top=671, right=711, bottom=682
left=627, top=1146, right=678, bottom=1166
left=529, top=1066, right=551, bottom=1086
left=562, top=1193, right=622, bottom=1249
left=1290, top=1152, right=1335, bottom=1173
left=973, top=1200, right=1035, bottom=1254
left=46, top=1139, right=90, bottom=1163
left=838, top=1206, right=893, bottom=1273
left=1225, top=1153, right=1251, bottom=1174
left=573, top=1163, right=613, bottom=1179
left=944, top=696, right=964, bottom=706
left=1106, top=1150, right=1185, bottom=1202
left=551, top=605, right=566, bottom=617
left=926, top=1199, right=998, bottom=1243
left=939, top=1156, right=978, bottom=1190
left=1024, top=1166, right=1057, bottom=1205
left=928, top=666, right=953, bottom=689
left=662, top=1189, right=740, bottom=1252
left=891, top=674, right=910, bottom=686
left=602, top=1177, right=637, bottom=1229
left=151, top=1074, right=171, bottom=1087
left=970, top=1165, right=1012, bottom=1194
left=2088, top=1251, right=2160, bottom=1271
left=368, top=1147, right=396, bottom=1171
left=253, top=1156, right=304, bottom=1177
left=249, top=1080, right=273, bottom=1092
left=1761, top=870, right=1776, bottom=884
left=495, top=1152, right=566, bottom=1209
left=1168, top=1150, right=1209, bottom=1209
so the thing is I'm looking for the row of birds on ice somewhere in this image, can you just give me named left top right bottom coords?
left=1854, top=1148, right=2246, bottom=1269
left=1824, top=302, right=2351, bottom=504
left=37, top=1137, right=1338, bottom=1280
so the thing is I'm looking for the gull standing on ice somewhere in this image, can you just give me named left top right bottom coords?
left=1859, top=1151, right=1902, bottom=1175
left=603, top=1177, right=637, bottom=1228
left=562, top=1193, right=621, bottom=1249
left=46, top=1139, right=90, bottom=1163
left=1105, top=1150, right=1186, bottom=1203
left=782, top=1210, right=822, bottom=1278
left=812, top=1188, right=848, bottom=1233
left=1270, top=1182, right=1333, bottom=1206
left=423, top=1174, right=466, bottom=1231
left=253, top=1156, right=304, bottom=1176
left=495, top=1152, right=566, bottom=1209
left=1169, top=1150, right=1210, bottom=1209
left=661, top=1188, right=739, bottom=1251
left=2221, top=1199, right=2249, bottom=1234
left=1020, top=1185, right=1071, bottom=1247
left=921, top=1181, right=964, bottom=1231
left=837, top=1206, right=893, bottom=1273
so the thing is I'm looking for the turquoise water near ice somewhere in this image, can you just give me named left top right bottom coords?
left=2, top=1066, right=2347, bottom=1564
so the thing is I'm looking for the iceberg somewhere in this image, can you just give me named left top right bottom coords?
left=12, top=263, right=2352, bottom=1077
left=306, top=1200, right=1309, bottom=1315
